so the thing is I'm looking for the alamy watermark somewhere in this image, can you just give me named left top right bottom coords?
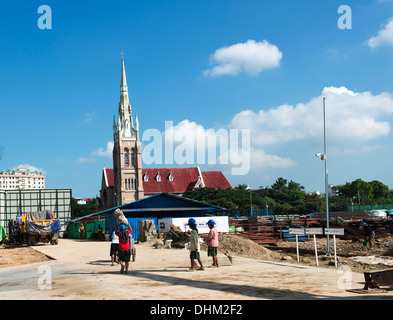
left=37, top=5, right=52, bottom=30
left=337, top=265, right=352, bottom=290
left=37, top=265, right=52, bottom=290
left=338, top=5, right=352, bottom=30
left=36, top=5, right=352, bottom=31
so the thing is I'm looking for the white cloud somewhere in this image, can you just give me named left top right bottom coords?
left=367, top=18, right=393, bottom=48
left=90, top=141, right=114, bottom=157
left=155, top=85, right=393, bottom=173
left=83, top=111, right=96, bottom=123
left=160, top=119, right=295, bottom=174
left=203, top=39, right=283, bottom=77
left=230, top=86, right=393, bottom=147
left=11, top=164, right=47, bottom=175
left=77, top=157, right=95, bottom=164
left=77, top=141, right=113, bottom=164
left=222, top=147, right=296, bottom=171
left=329, top=144, right=385, bottom=156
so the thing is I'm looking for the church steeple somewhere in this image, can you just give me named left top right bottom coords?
left=113, top=55, right=144, bottom=206
left=120, top=57, right=128, bottom=96
left=116, top=57, right=135, bottom=139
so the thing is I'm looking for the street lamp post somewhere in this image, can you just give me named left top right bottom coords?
left=316, top=97, right=331, bottom=256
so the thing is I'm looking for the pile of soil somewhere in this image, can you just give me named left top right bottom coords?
left=217, top=234, right=282, bottom=260
left=164, top=228, right=282, bottom=261
left=0, top=246, right=52, bottom=268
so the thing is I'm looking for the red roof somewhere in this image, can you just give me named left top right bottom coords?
left=200, top=171, right=232, bottom=189
left=103, top=167, right=231, bottom=194
left=142, top=167, right=198, bottom=194
left=104, top=169, right=114, bottom=187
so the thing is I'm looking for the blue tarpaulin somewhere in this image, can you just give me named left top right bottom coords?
left=28, top=220, right=61, bottom=236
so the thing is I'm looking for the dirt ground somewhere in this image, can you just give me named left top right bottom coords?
left=264, top=235, right=393, bottom=273
left=1, top=235, right=393, bottom=300
left=0, top=245, right=53, bottom=268
left=2, top=235, right=392, bottom=273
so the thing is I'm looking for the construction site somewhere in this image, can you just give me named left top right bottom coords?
left=1, top=209, right=393, bottom=300
left=163, top=212, right=393, bottom=275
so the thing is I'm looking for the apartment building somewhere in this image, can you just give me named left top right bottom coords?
left=0, top=168, right=45, bottom=190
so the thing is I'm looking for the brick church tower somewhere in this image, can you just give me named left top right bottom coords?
left=112, top=57, right=144, bottom=205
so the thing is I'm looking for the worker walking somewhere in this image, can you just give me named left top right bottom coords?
left=206, top=219, right=219, bottom=268
left=187, top=218, right=204, bottom=272
left=115, top=224, right=132, bottom=274
left=362, top=222, right=375, bottom=249
left=110, top=230, right=119, bottom=266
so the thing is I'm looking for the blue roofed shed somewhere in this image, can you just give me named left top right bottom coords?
left=104, top=193, right=228, bottom=240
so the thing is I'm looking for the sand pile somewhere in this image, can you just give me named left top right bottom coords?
left=164, top=227, right=281, bottom=261
left=218, top=234, right=282, bottom=260
left=0, top=247, right=51, bottom=268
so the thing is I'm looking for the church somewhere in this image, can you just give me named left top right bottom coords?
left=99, top=58, right=231, bottom=209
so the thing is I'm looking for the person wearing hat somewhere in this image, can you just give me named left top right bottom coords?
left=362, top=222, right=375, bottom=249
left=115, top=224, right=132, bottom=274
left=187, top=218, right=204, bottom=272
left=206, top=219, right=219, bottom=267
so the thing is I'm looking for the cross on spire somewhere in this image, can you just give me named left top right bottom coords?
left=120, top=49, right=126, bottom=60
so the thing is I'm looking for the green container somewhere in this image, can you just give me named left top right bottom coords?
left=68, top=220, right=105, bottom=239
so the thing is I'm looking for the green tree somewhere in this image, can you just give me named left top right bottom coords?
left=369, top=180, right=390, bottom=202
left=183, top=186, right=275, bottom=212
left=72, top=198, right=98, bottom=218
left=339, top=179, right=374, bottom=205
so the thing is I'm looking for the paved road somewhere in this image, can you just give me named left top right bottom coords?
left=0, top=239, right=391, bottom=300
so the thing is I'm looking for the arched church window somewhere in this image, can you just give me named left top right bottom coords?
left=131, top=148, right=136, bottom=166
left=124, top=148, right=130, bottom=166
left=156, top=173, right=161, bottom=182
left=168, top=173, right=174, bottom=182
left=143, top=174, right=148, bottom=182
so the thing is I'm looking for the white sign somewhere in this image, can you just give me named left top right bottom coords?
left=324, top=228, right=344, bottom=236
left=305, top=228, right=323, bottom=235
left=158, top=216, right=229, bottom=234
left=288, top=228, right=305, bottom=235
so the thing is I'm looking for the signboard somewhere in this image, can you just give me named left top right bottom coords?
left=305, top=228, right=323, bottom=235
left=324, top=228, right=344, bottom=236
left=288, top=228, right=305, bottom=235
left=157, top=216, right=229, bottom=234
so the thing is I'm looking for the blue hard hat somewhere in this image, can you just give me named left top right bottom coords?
left=187, top=218, right=196, bottom=225
left=362, top=222, right=367, bottom=226
left=207, top=219, right=216, bottom=225
left=117, top=224, right=129, bottom=231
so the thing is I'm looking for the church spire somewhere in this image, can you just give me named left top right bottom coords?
left=120, top=57, right=128, bottom=96
left=116, top=55, right=135, bottom=140
left=112, top=54, right=145, bottom=206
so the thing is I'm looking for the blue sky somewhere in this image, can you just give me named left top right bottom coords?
left=1, top=0, right=393, bottom=198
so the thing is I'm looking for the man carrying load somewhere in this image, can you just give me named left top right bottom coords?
left=206, top=219, right=219, bottom=268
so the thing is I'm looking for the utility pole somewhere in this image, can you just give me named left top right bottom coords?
left=316, top=98, right=330, bottom=256
left=323, top=97, right=331, bottom=256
